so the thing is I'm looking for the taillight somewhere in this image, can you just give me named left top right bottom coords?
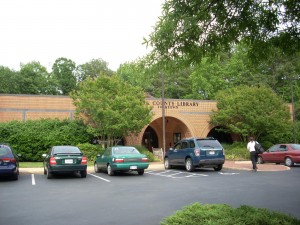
left=194, top=149, right=200, bottom=156
left=114, top=158, right=124, bottom=163
left=2, top=158, right=16, bottom=163
left=81, top=156, right=87, bottom=165
left=50, top=157, right=57, bottom=165
left=141, top=158, right=148, bottom=162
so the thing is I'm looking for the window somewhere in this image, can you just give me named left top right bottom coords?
left=174, top=133, right=181, bottom=144
left=181, top=141, right=188, bottom=149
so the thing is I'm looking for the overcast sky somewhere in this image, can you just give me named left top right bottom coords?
left=0, top=0, right=164, bottom=71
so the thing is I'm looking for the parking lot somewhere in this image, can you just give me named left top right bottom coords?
left=1, top=167, right=300, bottom=225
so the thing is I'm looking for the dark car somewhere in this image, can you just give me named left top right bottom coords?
left=0, top=144, right=20, bottom=180
left=258, top=144, right=300, bottom=167
left=43, top=146, right=87, bottom=179
left=94, top=146, right=149, bottom=176
left=164, top=137, right=225, bottom=172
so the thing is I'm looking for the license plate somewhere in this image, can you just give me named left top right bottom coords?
left=130, top=166, right=137, bottom=169
left=209, top=150, right=215, bottom=155
left=65, top=159, right=73, bottom=164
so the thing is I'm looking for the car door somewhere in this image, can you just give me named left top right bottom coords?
left=274, top=145, right=288, bottom=162
left=167, top=142, right=181, bottom=165
left=263, top=145, right=279, bottom=162
left=98, top=148, right=111, bottom=169
left=177, top=141, right=189, bottom=165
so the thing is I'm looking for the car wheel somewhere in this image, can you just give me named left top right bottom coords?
left=107, top=164, right=114, bottom=176
left=214, top=164, right=223, bottom=171
left=46, top=168, right=52, bottom=179
left=138, top=170, right=144, bottom=175
left=164, top=158, right=172, bottom=169
left=80, top=170, right=87, bottom=178
left=285, top=157, right=294, bottom=167
left=185, top=158, right=195, bottom=172
left=94, top=163, right=99, bottom=173
left=257, top=156, right=264, bottom=164
left=12, top=173, right=18, bottom=181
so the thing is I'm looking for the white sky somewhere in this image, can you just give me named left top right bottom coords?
left=0, top=0, right=164, bottom=71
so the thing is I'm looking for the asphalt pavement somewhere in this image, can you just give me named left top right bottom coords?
left=19, top=160, right=289, bottom=174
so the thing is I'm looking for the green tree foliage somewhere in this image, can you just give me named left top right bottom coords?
left=18, top=61, right=55, bottom=94
left=51, top=57, right=77, bottom=95
left=0, top=119, right=91, bottom=161
left=146, top=0, right=300, bottom=64
left=70, top=76, right=153, bottom=145
left=0, top=66, right=21, bottom=94
left=210, top=86, right=292, bottom=143
left=77, top=58, right=114, bottom=82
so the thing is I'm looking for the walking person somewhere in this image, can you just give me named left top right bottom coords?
left=247, top=137, right=258, bottom=171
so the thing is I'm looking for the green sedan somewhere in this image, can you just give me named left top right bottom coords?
left=43, top=146, right=87, bottom=179
left=94, top=146, right=149, bottom=176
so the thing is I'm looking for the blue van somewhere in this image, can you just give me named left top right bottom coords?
left=164, top=137, right=225, bottom=172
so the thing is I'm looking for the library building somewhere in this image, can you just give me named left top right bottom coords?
left=0, top=94, right=234, bottom=153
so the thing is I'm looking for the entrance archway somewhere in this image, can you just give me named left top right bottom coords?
left=142, top=116, right=191, bottom=151
left=142, top=126, right=159, bottom=152
left=207, top=126, right=233, bottom=144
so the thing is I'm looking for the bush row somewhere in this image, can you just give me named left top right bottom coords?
left=161, top=202, right=300, bottom=225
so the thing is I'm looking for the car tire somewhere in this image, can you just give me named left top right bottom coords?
left=257, top=156, right=264, bottom=164
left=12, top=173, right=18, bottom=180
left=214, top=164, right=223, bottom=171
left=46, top=168, right=52, bottom=179
left=185, top=158, right=195, bottom=172
left=285, top=157, right=294, bottom=167
left=107, top=164, right=114, bottom=176
left=43, top=167, right=47, bottom=175
left=94, top=163, right=99, bottom=173
left=80, top=170, right=87, bottom=178
left=138, top=170, right=144, bottom=175
left=164, top=158, right=172, bottom=169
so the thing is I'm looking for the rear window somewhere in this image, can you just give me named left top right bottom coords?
left=196, top=139, right=222, bottom=148
left=291, top=144, right=300, bottom=150
left=113, top=147, right=140, bottom=154
left=0, top=145, right=13, bottom=158
left=52, top=146, right=81, bottom=154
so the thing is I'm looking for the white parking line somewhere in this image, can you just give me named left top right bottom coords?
left=31, top=174, right=36, bottom=185
left=146, top=170, right=208, bottom=178
left=218, top=172, right=239, bottom=175
left=88, top=173, right=111, bottom=182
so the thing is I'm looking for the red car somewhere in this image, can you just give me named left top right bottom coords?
left=258, top=144, right=300, bottom=167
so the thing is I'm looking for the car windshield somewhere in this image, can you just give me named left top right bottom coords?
left=52, top=146, right=81, bottom=154
left=113, top=147, right=140, bottom=154
left=0, top=145, right=13, bottom=158
left=291, top=144, right=300, bottom=150
left=196, top=140, right=222, bottom=148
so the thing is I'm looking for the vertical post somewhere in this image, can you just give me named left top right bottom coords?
left=162, top=72, right=166, bottom=157
left=291, top=80, right=296, bottom=143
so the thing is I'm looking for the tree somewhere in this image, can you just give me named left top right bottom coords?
left=0, top=66, right=21, bottom=94
left=146, top=0, right=300, bottom=64
left=70, top=76, right=153, bottom=145
left=77, top=58, right=114, bottom=82
left=210, top=85, right=292, bottom=143
left=51, top=57, right=77, bottom=95
left=19, top=61, right=54, bottom=94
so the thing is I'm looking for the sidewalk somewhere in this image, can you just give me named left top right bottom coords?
left=19, top=160, right=289, bottom=174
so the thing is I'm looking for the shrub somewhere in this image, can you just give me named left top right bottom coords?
left=77, top=143, right=104, bottom=163
left=222, top=142, right=249, bottom=160
left=134, top=145, right=156, bottom=162
left=0, top=119, right=92, bottom=161
left=161, top=202, right=300, bottom=225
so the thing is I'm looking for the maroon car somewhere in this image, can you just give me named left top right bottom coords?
left=258, top=144, right=300, bottom=167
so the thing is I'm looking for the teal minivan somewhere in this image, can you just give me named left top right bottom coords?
left=164, top=137, right=225, bottom=172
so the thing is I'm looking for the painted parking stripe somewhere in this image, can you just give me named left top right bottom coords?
left=31, top=174, right=36, bottom=185
left=146, top=170, right=208, bottom=178
left=88, top=173, right=111, bottom=182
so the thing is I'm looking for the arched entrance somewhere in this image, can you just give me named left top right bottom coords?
left=142, top=116, right=191, bottom=151
left=142, top=126, right=159, bottom=152
left=207, top=126, right=233, bottom=144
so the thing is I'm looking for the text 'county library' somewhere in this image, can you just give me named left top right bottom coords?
left=1, top=94, right=243, bottom=150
